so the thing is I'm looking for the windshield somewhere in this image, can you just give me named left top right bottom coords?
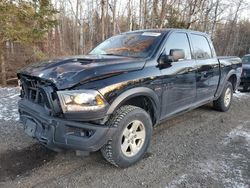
left=242, top=56, right=250, bottom=64
left=89, top=32, right=164, bottom=58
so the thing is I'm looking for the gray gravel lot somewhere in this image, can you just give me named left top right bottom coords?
left=0, top=88, right=249, bottom=188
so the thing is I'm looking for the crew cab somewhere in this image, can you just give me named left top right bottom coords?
left=17, top=29, right=242, bottom=167
left=240, top=54, right=250, bottom=91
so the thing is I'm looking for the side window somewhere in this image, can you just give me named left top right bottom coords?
left=165, top=33, right=191, bottom=60
left=190, top=34, right=212, bottom=59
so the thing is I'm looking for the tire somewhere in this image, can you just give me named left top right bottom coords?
left=101, top=105, right=152, bottom=168
left=213, top=81, right=233, bottom=112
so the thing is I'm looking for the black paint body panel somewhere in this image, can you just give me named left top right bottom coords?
left=17, top=29, right=242, bottom=152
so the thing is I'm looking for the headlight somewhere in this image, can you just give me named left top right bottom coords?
left=57, top=90, right=107, bottom=112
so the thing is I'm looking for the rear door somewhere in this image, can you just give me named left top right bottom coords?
left=160, top=32, right=196, bottom=118
left=189, top=33, right=220, bottom=102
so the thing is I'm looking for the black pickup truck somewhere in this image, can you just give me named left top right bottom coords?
left=240, top=54, right=250, bottom=91
left=17, top=29, right=242, bottom=167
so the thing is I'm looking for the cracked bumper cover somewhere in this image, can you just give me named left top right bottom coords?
left=18, top=99, right=116, bottom=152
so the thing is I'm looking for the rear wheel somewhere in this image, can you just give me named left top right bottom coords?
left=101, top=105, right=152, bottom=168
left=213, top=81, right=233, bottom=112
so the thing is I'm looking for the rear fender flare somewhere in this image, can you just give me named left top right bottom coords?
left=215, top=69, right=237, bottom=99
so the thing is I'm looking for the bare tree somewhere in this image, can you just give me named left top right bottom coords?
left=101, top=0, right=105, bottom=40
left=143, top=0, right=148, bottom=29
left=1, top=0, right=250, bottom=85
left=0, top=48, right=6, bottom=86
left=223, top=0, right=244, bottom=55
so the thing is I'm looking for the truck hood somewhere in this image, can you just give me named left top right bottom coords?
left=18, top=55, right=145, bottom=89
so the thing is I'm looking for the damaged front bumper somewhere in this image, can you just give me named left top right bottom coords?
left=18, top=99, right=116, bottom=152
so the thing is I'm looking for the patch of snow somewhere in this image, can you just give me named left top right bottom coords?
left=167, top=123, right=250, bottom=188
left=234, top=90, right=249, bottom=99
left=0, top=87, right=20, bottom=122
left=166, top=174, right=189, bottom=188
left=224, top=123, right=250, bottom=151
left=199, top=160, right=247, bottom=188
left=166, top=158, right=248, bottom=188
left=230, top=153, right=246, bottom=160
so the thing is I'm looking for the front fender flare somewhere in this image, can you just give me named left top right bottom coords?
left=106, top=87, right=161, bottom=122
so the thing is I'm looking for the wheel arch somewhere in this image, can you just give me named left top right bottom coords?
left=227, top=73, right=237, bottom=91
left=215, top=69, right=238, bottom=99
left=106, top=87, right=160, bottom=125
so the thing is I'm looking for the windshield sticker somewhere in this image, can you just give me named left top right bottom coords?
left=142, top=32, right=161, bottom=37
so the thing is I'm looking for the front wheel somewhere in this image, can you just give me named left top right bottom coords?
left=101, top=105, right=152, bottom=168
left=213, top=81, right=233, bottom=112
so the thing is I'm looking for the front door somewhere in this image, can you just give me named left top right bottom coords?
left=160, top=32, right=196, bottom=118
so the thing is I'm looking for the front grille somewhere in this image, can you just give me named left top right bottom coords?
left=19, top=75, right=57, bottom=111
left=21, top=78, right=42, bottom=104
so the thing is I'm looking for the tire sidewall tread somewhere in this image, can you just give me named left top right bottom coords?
left=101, top=105, right=152, bottom=168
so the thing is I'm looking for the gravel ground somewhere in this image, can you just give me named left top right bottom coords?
left=0, top=88, right=249, bottom=188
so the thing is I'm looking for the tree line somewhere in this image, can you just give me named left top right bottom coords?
left=0, top=0, right=249, bottom=86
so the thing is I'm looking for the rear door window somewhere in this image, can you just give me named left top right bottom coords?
left=190, top=34, right=212, bottom=59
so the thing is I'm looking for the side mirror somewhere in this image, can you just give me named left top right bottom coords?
left=159, top=54, right=170, bottom=65
left=170, top=49, right=185, bottom=62
left=159, top=49, right=185, bottom=65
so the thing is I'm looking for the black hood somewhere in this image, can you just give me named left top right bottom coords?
left=18, top=55, right=145, bottom=89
